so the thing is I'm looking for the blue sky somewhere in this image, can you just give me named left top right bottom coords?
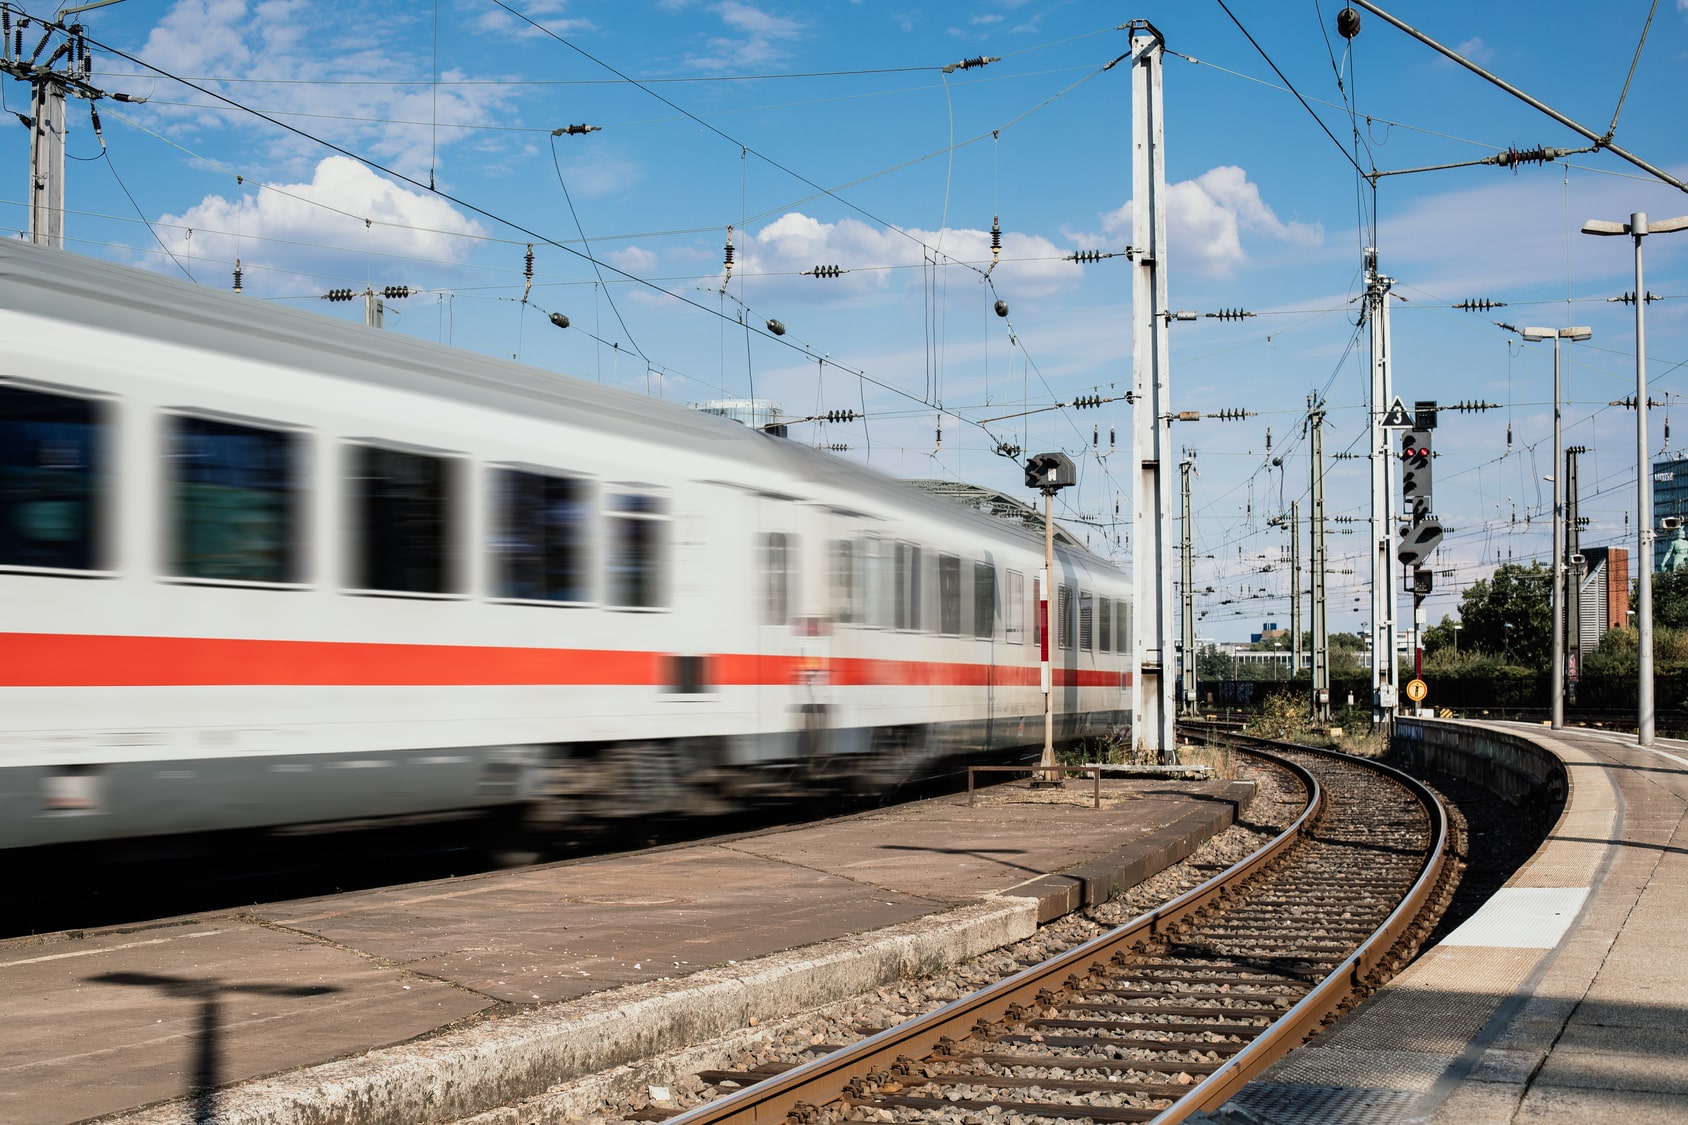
left=5, top=0, right=1687, bottom=641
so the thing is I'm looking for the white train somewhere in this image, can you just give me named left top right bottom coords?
left=0, top=239, right=1132, bottom=850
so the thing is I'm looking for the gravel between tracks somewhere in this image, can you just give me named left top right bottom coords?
left=456, top=762, right=1307, bottom=1125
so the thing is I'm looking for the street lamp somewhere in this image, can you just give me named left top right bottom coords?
left=1582, top=211, right=1688, bottom=747
left=1519, top=325, right=1592, bottom=731
left=1451, top=622, right=1461, bottom=658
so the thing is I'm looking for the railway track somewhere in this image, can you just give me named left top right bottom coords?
left=656, top=742, right=1453, bottom=1125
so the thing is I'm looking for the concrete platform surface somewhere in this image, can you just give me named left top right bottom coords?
left=0, top=775, right=1253, bottom=1125
left=1212, top=722, right=1688, bottom=1125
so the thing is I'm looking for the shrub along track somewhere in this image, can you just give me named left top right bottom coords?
left=654, top=741, right=1454, bottom=1125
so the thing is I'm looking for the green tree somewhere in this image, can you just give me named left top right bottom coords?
left=1196, top=644, right=1232, bottom=680
left=1655, top=569, right=1688, bottom=631
left=1422, top=614, right=1459, bottom=657
left=1458, top=561, right=1551, bottom=667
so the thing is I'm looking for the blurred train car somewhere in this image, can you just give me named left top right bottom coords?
left=0, top=240, right=1132, bottom=850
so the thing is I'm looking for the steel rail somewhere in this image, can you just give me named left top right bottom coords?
left=661, top=751, right=1325, bottom=1125
left=1158, top=740, right=1451, bottom=1122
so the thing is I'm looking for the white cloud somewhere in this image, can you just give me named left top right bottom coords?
left=682, top=1, right=808, bottom=70
left=708, top=212, right=1081, bottom=302
left=610, top=246, right=660, bottom=274
left=473, top=1, right=593, bottom=39
left=131, top=0, right=516, bottom=181
left=1098, top=166, right=1323, bottom=277
left=152, top=156, right=486, bottom=290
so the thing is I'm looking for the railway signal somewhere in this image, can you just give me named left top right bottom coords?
left=1024, top=452, right=1075, bottom=787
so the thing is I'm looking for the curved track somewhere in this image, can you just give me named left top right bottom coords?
left=661, top=743, right=1452, bottom=1125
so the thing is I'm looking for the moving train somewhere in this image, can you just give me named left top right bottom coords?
left=0, top=239, right=1132, bottom=850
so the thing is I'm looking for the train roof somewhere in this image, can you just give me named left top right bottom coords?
left=0, top=240, right=1119, bottom=573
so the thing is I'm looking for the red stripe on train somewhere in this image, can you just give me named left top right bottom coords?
left=0, top=633, right=1129, bottom=690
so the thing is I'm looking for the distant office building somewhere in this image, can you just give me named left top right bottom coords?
left=1655, top=454, right=1688, bottom=571
left=1576, top=547, right=1630, bottom=648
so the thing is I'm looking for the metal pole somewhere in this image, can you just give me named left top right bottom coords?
left=29, top=76, right=67, bottom=249
left=1633, top=217, right=1655, bottom=747
left=1180, top=458, right=1196, bottom=714
left=1567, top=446, right=1583, bottom=701
left=1365, top=250, right=1399, bottom=728
left=1040, top=488, right=1058, bottom=781
left=1129, top=25, right=1178, bottom=762
left=1551, top=333, right=1564, bottom=730
left=1309, top=396, right=1331, bottom=721
left=1289, top=499, right=1301, bottom=682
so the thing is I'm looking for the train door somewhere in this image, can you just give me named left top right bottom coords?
left=754, top=493, right=804, bottom=766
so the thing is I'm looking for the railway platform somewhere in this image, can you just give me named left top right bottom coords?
left=0, top=772, right=1253, bottom=1125
left=1208, top=720, right=1688, bottom=1125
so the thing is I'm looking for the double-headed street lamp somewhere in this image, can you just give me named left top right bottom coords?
left=1582, top=212, right=1688, bottom=748
left=1519, top=325, right=1591, bottom=732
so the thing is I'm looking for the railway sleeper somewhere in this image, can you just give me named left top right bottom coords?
left=865, top=1092, right=1164, bottom=1123
left=999, top=1027, right=1255, bottom=1054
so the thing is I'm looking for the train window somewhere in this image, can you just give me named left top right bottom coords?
left=490, top=468, right=591, bottom=602
left=350, top=444, right=459, bottom=594
left=167, top=415, right=300, bottom=583
left=762, top=532, right=795, bottom=624
left=0, top=383, right=106, bottom=571
left=607, top=489, right=667, bottom=608
left=973, top=562, right=996, bottom=640
left=830, top=539, right=858, bottom=624
left=938, top=554, right=961, bottom=635
left=1005, top=570, right=1024, bottom=643
left=894, top=542, right=920, bottom=630
left=1058, top=585, right=1073, bottom=650
left=1099, top=596, right=1112, bottom=652
left=862, top=538, right=891, bottom=628
left=1079, top=591, right=1094, bottom=651
left=1117, top=602, right=1130, bottom=656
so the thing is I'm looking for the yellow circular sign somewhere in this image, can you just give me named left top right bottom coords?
left=1406, top=678, right=1428, bottom=703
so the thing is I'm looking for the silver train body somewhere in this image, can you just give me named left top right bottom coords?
left=0, top=240, right=1132, bottom=850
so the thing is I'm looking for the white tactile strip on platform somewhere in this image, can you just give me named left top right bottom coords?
left=1437, top=886, right=1589, bottom=948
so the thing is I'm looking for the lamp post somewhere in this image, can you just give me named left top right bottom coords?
left=1519, top=325, right=1592, bottom=731
left=1452, top=622, right=1461, bottom=658
left=1582, top=212, right=1688, bottom=747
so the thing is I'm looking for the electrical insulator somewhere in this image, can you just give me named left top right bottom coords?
left=549, top=312, right=570, bottom=329
left=1068, top=249, right=1105, bottom=264
left=807, top=264, right=844, bottom=278
left=1092, top=425, right=1098, bottom=449
left=991, top=215, right=1001, bottom=265
left=765, top=318, right=786, bottom=336
left=943, top=55, right=998, bottom=73
left=1611, top=291, right=1660, bottom=305
left=1336, top=7, right=1361, bottom=39
left=232, top=258, right=242, bottom=294
left=1204, top=308, right=1255, bottom=321
left=1071, top=393, right=1102, bottom=410
left=824, top=410, right=859, bottom=423
left=1453, top=297, right=1506, bottom=311
left=324, top=288, right=356, bottom=302
left=551, top=123, right=600, bottom=136
left=1109, top=425, right=1115, bottom=451
left=382, top=286, right=411, bottom=300
left=722, top=226, right=734, bottom=282
left=994, top=299, right=1008, bottom=318
left=525, top=245, right=534, bottom=281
